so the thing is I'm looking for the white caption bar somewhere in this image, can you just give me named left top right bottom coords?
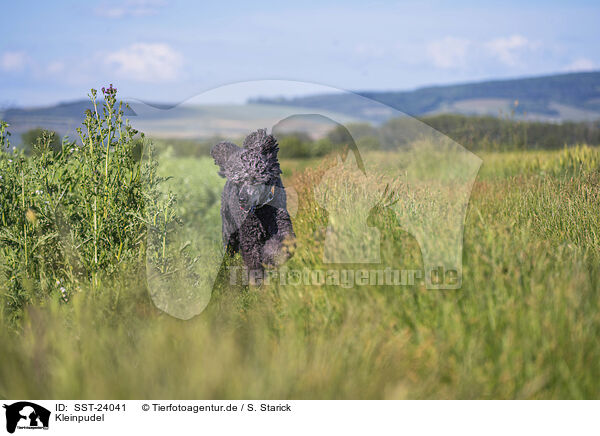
left=1, top=400, right=598, bottom=435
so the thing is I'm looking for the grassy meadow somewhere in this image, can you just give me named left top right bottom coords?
left=1, top=94, right=600, bottom=399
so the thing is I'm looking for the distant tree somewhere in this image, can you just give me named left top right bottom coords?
left=21, top=128, right=61, bottom=155
left=346, top=123, right=378, bottom=140
left=278, top=133, right=312, bottom=158
left=327, top=124, right=354, bottom=145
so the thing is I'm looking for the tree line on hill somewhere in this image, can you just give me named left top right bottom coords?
left=274, top=114, right=600, bottom=158
left=16, top=113, right=600, bottom=160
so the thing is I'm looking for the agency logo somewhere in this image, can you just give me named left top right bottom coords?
left=3, top=402, right=50, bottom=434
left=99, top=80, right=481, bottom=319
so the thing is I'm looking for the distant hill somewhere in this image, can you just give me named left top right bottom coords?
left=0, top=100, right=98, bottom=144
left=0, top=100, right=358, bottom=146
left=2, top=72, right=600, bottom=146
left=251, top=72, right=600, bottom=122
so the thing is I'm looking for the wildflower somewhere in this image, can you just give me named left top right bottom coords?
left=103, top=84, right=117, bottom=95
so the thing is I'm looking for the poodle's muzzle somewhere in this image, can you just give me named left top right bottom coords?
left=239, top=183, right=275, bottom=213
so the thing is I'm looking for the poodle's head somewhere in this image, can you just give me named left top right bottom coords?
left=211, top=129, right=282, bottom=212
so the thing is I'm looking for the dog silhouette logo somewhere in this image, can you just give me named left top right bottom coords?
left=125, top=80, right=481, bottom=319
left=3, top=402, right=50, bottom=433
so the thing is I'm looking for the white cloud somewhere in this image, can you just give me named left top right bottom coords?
left=94, top=0, right=165, bottom=19
left=484, top=34, right=537, bottom=66
left=104, top=43, right=183, bottom=82
left=563, top=57, right=596, bottom=72
left=425, top=34, right=542, bottom=70
left=426, top=37, right=470, bottom=69
left=0, top=51, right=29, bottom=72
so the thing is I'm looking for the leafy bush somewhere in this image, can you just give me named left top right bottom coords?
left=0, top=86, right=177, bottom=325
left=277, top=132, right=339, bottom=159
left=21, top=128, right=61, bottom=155
left=278, top=133, right=313, bottom=158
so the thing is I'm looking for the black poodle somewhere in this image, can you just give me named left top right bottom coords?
left=211, top=129, right=295, bottom=277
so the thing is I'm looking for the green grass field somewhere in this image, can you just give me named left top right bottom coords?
left=1, top=133, right=600, bottom=398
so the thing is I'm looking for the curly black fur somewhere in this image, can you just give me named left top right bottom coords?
left=211, top=129, right=295, bottom=276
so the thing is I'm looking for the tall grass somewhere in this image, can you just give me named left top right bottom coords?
left=1, top=101, right=600, bottom=398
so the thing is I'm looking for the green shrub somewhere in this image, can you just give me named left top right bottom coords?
left=21, top=128, right=61, bottom=155
left=0, top=86, right=178, bottom=325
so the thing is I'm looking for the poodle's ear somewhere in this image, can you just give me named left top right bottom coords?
left=243, top=129, right=279, bottom=156
left=211, top=141, right=240, bottom=178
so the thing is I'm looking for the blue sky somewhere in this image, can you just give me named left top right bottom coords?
left=0, top=0, right=599, bottom=107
